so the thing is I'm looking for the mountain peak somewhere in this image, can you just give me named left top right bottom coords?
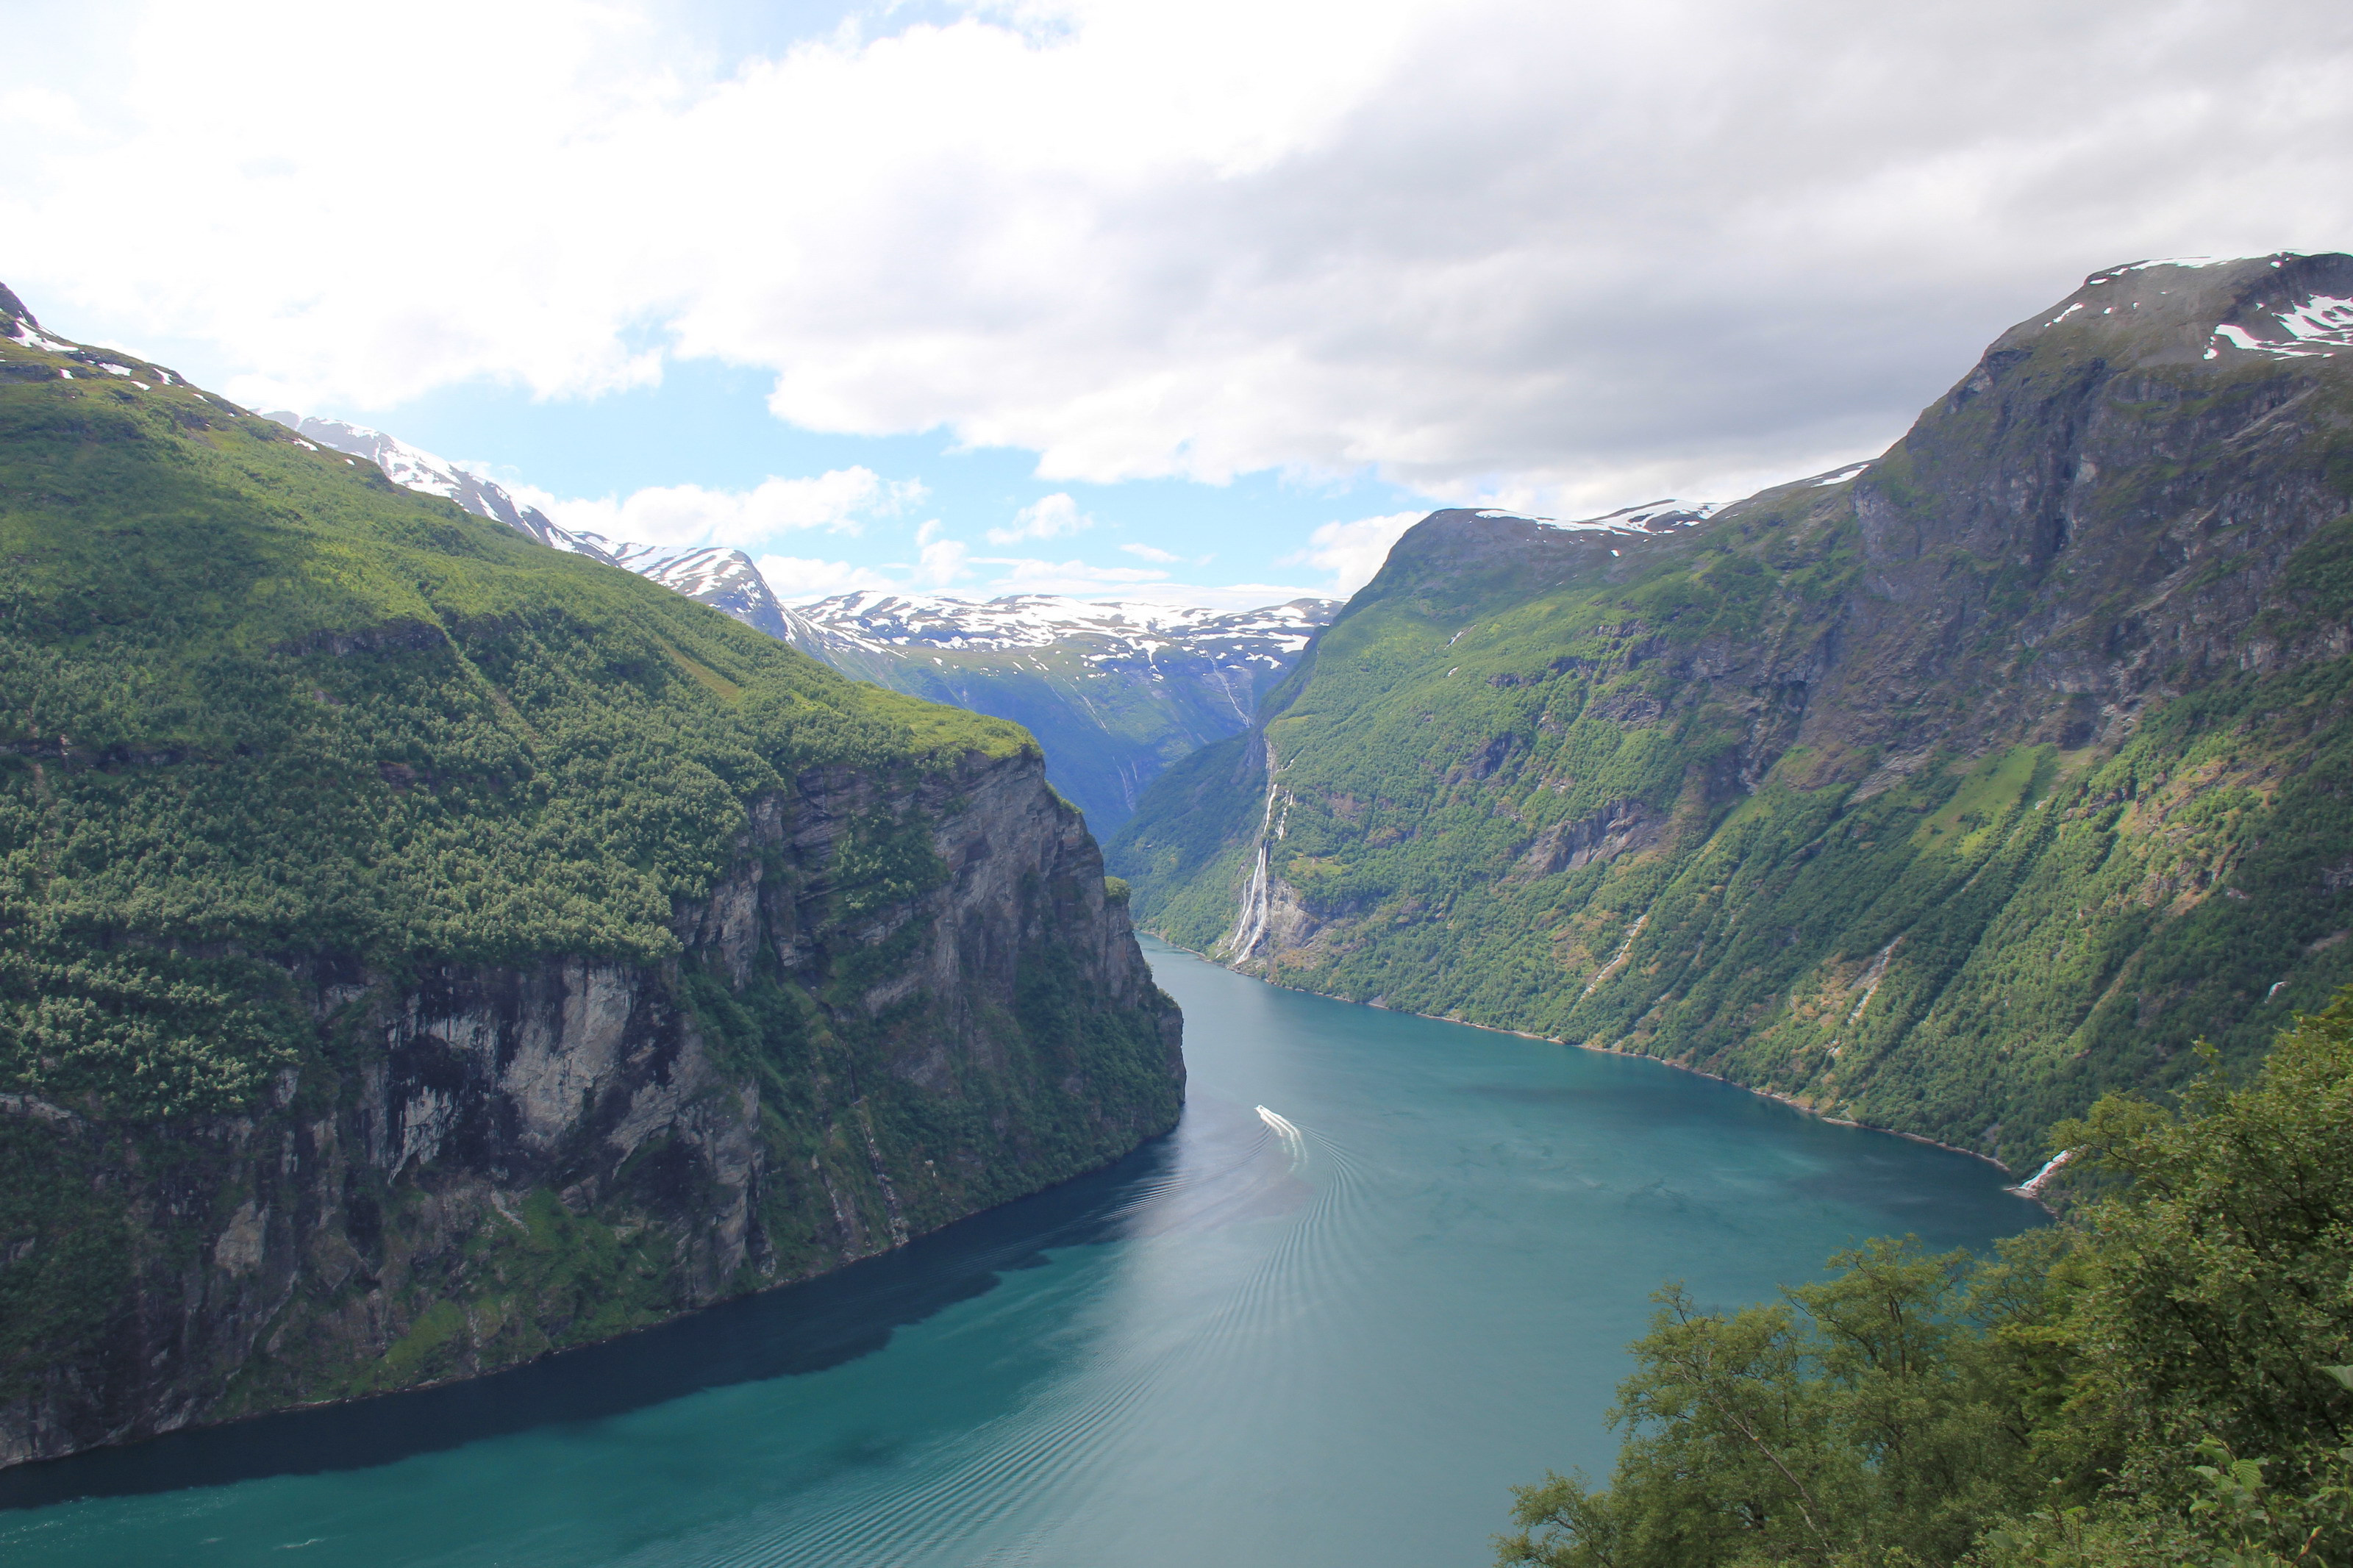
left=1374, top=501, right=1713, bottom=593
left=0, top=280, right=195, bottom=388
left=1996, top=251, right=2353, bottom=368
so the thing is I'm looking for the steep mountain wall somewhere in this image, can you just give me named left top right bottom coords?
left=1113, top=253, right=2353, bottom=1170
left=0, top=294, right=1182, bottom=1464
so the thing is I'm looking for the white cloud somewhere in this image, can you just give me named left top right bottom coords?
left=517, top=467, right=923, bottom=548
left=968, top=554, right=1171, bottom=595
left=915, top=526, right=972, bottom=587
left=1281, top=511, right=1427, bottom=594
left=1120, top=542, right=1183, bottom=563
left=755, top=553, right=898, bottom=598
left=985, top=492, right=1094, bottom=545
left=0, top=87, right=95, bottom=138
left=6, top=0, right=2353, bottom=510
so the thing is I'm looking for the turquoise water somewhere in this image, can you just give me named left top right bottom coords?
left=1, top=939, right=2041, bottom=1567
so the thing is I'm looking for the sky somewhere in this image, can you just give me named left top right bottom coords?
left=4, top=0, right=2350, bottom=606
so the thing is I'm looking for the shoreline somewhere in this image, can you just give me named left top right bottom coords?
left=1137, top=931, right=2051, bottom=1206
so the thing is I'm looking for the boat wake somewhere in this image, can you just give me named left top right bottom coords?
left=1255, top=1105, right=1307, bottom=1168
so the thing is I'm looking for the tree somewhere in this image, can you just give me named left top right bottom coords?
left=1500, top=993, right=2353, bottom=1568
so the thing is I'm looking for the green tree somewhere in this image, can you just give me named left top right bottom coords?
left=1500, top=994, right=2353, bottom=1568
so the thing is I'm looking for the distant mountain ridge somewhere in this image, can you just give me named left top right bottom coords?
left=266, top=413, right=839, bottom=656
left=268, top=410, right=1345, bottom=828
left=796, top=592, right=1342, bottom=830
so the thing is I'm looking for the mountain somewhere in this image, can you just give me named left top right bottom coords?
left=797, top=592, right=1341, bottom=831
left=268, top=413, right=841, bottom=658
left=1111, top=251, right=2353, bottom=1173
left=0, top=289, right=1183, bottom=1464
left=267, top=415, right=1335, bottom=831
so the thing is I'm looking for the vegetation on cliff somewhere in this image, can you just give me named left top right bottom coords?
left=0, top=291, right=1184, bottom=1450
left=1500, top=993, right=2353, bottom=1568
left=0, top=348, right=1016, bottom=1117
left=1112, top=254, right=2353, bottom=1170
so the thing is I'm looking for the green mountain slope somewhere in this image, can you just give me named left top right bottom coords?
left=1111, top=253, right=2353, bottom=1171
left=0, top=287, right=1182, bottom=1463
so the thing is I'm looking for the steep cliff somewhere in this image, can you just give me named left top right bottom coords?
left=0, top=290, right=1182, bottom=1464
left=1113, top=253, right=2353, bottom=1169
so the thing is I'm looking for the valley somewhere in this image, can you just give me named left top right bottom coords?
left=7, top=252, right=2352, bottom=1567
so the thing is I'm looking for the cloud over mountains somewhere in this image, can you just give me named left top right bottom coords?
left=7, top=0, right=2351, bottom=518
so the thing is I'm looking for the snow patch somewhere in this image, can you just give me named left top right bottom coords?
left=2092, top=256, right=2254, bottom=283
left=6, top=321, right=81, bottom=356
left=1535, top=499, right=1719, bottom=537
left=799, top=590, right=1340, bottom=667
left=2208, top=293, right=2353, bottom=359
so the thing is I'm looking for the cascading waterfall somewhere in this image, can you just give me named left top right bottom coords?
left=1232, top=842, right=1273, bottom=960
left=2010, top=1148, right=2076, bottom=1198
left=1226, top=737, right=1288, bottom=961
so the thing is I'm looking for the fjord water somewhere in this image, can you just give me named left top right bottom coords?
left=2, top=941, right=2039, bottom=1567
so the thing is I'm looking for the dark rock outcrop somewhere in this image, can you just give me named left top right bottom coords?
left=0, top=747, right=1178, bottom=1467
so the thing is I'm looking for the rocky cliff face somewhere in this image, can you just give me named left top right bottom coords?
left=1113, top=254, right=2353, bottom=1168
left=1, top=745, right=1178, bottom=1469
left=0, top=288, right=1182, bottom=1467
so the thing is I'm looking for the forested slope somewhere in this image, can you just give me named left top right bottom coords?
left=1112, top=254, right=2353, bottom=1171
left=0, top=285, right=1183, bottom=1462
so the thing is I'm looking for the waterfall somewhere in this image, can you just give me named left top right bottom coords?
left=1581, top=912, right=1649, bottom=998
left=1233, top=841, right=1274, bottom=960
left=1226, top=737, right=1287, bottom=961
left=2010, top=1147, right=2076, bottom=1197
left=1846, top=937, right=1902, bottom=1023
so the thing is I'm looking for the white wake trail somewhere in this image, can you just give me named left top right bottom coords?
left=1256, top=1105, right=1307, bottom=1166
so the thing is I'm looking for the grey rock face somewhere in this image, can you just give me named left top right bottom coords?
left=1112, top=254, right=2353, bottom=1168
left=0, top=747, right=1181, bottom=1467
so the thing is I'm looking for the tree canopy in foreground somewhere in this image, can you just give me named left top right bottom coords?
left=1502, top=992, right=2353, bottom=1568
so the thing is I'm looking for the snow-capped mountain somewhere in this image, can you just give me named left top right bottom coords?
left=264, top=413, right=833, bottom=654
left=554, top=532, right=825, bottom=649
left=267, top=414, right=590, bottom=554
left=797, top=592, right=1342, bottom=828
left=254, top=411, right=1337, bottom=826
left=802, top=592, right=1332, bottom=681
